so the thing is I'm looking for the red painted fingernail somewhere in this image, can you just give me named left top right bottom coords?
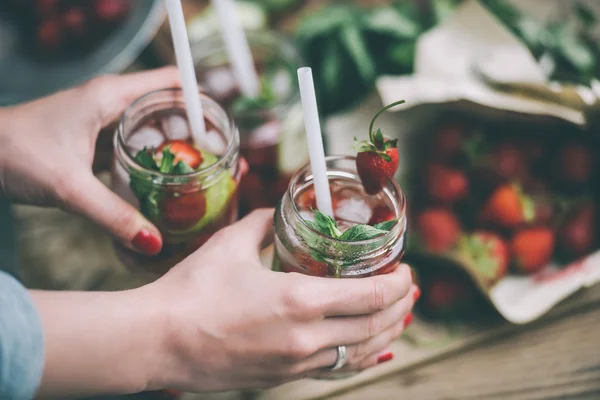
left=413, top=287, right=421, bottom=302
left=377, top=352, right=394, bottom=364
left=132, top=229, right=162, bottom=256
left=403, top=312, right=414, bottom=328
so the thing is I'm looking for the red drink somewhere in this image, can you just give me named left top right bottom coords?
left=193, top=30, right=308, bottom=215
left=112, top=88, right=241, bottom=277
left=273, top=156, right=407, bottom=279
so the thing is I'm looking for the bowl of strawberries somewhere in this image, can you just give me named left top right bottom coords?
left=0, top=0, right=164, bottom=106
left=406, top=108, right=600, bottom=324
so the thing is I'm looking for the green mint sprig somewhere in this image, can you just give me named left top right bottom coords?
left=231, top=76, right=277, bottom=118
left=298, top=209, right=397, bottom=276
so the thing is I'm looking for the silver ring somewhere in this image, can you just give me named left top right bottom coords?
left=328, top=345, right=347, bottom=371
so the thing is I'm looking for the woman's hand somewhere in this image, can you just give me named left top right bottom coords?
left=0, top=68, right=180, bottom=255
left=32, top=209, right=415, bottom=397
left=147, top=209, right=417, bottom=392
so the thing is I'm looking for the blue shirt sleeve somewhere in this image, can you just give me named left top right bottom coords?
left=0, top=271, right=44, bottom=400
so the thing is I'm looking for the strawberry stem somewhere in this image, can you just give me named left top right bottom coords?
left=369, top=100, right=406, bottom=145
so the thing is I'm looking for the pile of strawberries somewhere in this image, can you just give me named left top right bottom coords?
left=2, top=0, right=131, bottom=58
left=412, top=118, right=598, bottom=287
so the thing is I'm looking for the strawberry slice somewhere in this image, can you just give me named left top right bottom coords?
left=156, top=140, right=203, bottom=170
left=354, top=100, right=404, bottom=195
left=161, top=191, right=207, bottom=230
left=368, top=205, right=395, bottom=225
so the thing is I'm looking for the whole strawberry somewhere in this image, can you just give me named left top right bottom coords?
left=511, top=228, right=555, bottom=274
left=482, top=183, right=535, bottom=230
left=432, top=121, right=465, bottom=162
left=556, top=142, right=594, bottom=187
left=458, top=231, right=509, bottom=283
left=426, top=164, right=469, bottom=204
left=417, top=209, right=462, bottom=253
left=557, top=201, right=596, bottom=260
left=355, top=100, right=405, bottom=195
left=424, top=274, right=475, bottom=318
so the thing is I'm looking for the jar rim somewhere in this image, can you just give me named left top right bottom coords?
left=192, top=29, right=303, bottom=119
left=116, top=87, right=240, bottom=186
left=288, top=155, right=407, bottom=248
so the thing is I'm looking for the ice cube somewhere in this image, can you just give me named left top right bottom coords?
left=162, top=115, right=190, bottom=140
left=127, top=126, right=164, bottom=152
left=335, top=193, right=372, bottom=225
left=299, top=210, right=315, bottom=222
left=249, top=120, right=280, bottom=147
left=204, top=67, right=237, bottom=99
left=196, top=129, right=227, bottom=156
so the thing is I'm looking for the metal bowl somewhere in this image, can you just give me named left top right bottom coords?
left=0, top=0, right=165, bottom=106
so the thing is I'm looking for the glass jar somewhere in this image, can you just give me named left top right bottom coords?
left=273, top=156, right=407, bottom=279
left=112, top=88, right=241, bottom=277
left=193, top=30, right=308, bottom=216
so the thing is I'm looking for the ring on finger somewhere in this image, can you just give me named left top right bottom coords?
left=327, top=345, right=347, bottom=371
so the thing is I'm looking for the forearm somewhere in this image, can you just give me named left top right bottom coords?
left=31, top=285, right=169, bottom=398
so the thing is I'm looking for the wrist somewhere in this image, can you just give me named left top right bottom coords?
left=133, top=280, right=184, bottom=392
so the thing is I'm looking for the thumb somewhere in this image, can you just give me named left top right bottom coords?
left=63, top=172, right=162, bottom=256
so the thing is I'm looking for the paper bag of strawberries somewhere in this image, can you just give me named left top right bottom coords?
left=404, top=108, right=600, bottom=325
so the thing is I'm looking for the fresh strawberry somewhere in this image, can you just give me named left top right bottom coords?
left=424, top=274, right=474, bottom=318
left=482, top=184, right=535, bottom=230
left=432, top=122, right=465, bottom=161
left=557, top=143, right=593, bottom=186
left=511, top=228, right=555, bottom=274
left=354, top=100, right=404, bottom=195
left=490, top=143, right=528, bottom=182
left=369, top=205, right=395, bottom=225
left=557, top=202, right=596, bottom=259
left=417, top=209, right=461, bottom=253
left=62, top=8, right=86, bottom=36
left=156, top=140, right=203, bottom=170
left=94, top=0, right=130, bottom=22
left=161, top=191, right=207, bottom=230
left=425, top=164, right=469, bottom=204
left=37, top=18, right=62, bottom=50
left=468, top=140, right=529, bottom=192
left=459, top=231, right=509, bottom=282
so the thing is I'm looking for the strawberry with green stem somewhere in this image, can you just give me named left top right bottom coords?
left=354, top=100, right=405, bottom=195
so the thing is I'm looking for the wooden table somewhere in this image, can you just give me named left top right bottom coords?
left=330, top=302, right=600, bottom=400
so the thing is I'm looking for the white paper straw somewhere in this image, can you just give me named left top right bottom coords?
left=212, top=0, right=260, bottom=98
left=165, top=0, right=206, bottom=143
left=297, top=67, right=333, bottom=217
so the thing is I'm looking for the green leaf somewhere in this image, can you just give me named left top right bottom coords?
left=364, top=6, right=420, bottom=39
left=140, top=194, right=161, bottom=222
left=353, top=138, right=376, bottom=153
left=339, top=224, right=389, bottom=241
left=389, top=41, right=416, bottom=68
left=134, top=148, right=158, bottom=170
left=373, top=128, right=385, bottom=149
left=384, top=138, right=398, bottom=150
left=296, top=6, right=357, bottom=41
left=575, top=3, right=596, bottom=28
left=432, top=0, right=462, bottom=25
left=556, top=28, right=596, bottom=73
left=373, top=220, right=397, bottom=231
left=172, top=161, right=195, bottom=175
left=159, top=146, right=175, bottom=173
left=322, top=38, right=344, bottom=94
left=339, top=25, right=376, bottom=83
left=379, top=152, right=392, bottom=162
left=313, top=210, right=342, bottom=238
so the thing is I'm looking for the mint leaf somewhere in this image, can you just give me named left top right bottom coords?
left=313, top=210, right=342, bottom=238
left=339, top=224, right=389, bottom=241
left=134, top=148, right=158, bottom=170
left=373, top=220, right=396, bottom=230
left=172, top=160, right=195, bottom=174
left=159, top=146, right=175, bottom=173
